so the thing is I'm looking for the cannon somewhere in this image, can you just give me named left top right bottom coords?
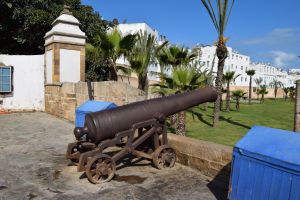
left=66, top=87, right=217, bottom=184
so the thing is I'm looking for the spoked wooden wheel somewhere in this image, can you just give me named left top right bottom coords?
left=153, top=145, right=176, bottom=169
left=85, top=154, right=116, bottom=184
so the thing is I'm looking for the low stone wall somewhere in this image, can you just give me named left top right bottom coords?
left=45, top=81, right=146, bottom=121
left=229, top=86, right=285, bottom=99
left=167, top=134, right=232, bottom=181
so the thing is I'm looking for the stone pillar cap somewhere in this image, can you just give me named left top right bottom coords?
left=44, top=5, right=86, bottom=46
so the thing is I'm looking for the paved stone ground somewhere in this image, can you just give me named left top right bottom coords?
left=0, top=112, right=225, bottom=200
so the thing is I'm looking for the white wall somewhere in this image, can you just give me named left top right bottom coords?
left=0, top=55, right=45, bottom=110
left=59, top=49, right=80, bottom=82
left=46, top=50, right=53, bottom=83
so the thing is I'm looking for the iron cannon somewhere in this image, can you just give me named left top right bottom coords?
left=66, top=87, right=217, bottom=184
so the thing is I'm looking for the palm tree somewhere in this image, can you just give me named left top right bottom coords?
left=128, top=31, right=167, bottom=91
left=200, top=0, right=235, bottom=127
left=283, top=87, right=289, bottom=101
left=223, top=71, right=240, bottom=112
left=154, top=45, right=197, bottom=128
left=259, top=85, right=268, bottom=103
left=289, top=86, right=296, bottom=101
left=254, top=77, right=263, bottom=100
left=246, top=70, right=255, bottom=104
left=151, top=65, right=206, bottom=136
left=231, top=90, right=246, bottom=111
left=92, top=29, right=136, bottom=81
left=269, top=79, right=283, bottom=100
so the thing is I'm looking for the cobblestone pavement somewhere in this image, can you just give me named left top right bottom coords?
left=0, top=112, right=224, bottom=200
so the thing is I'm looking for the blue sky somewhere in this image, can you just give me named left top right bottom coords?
left=82, top=0, right=300, bottom=69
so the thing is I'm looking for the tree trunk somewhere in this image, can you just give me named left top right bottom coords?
left=226, top=82, right=230, bottom=112
left=213, top=39, right=228, bottom=127
left=261, top=94, right=265, bottom=103
left=248, top=77, right=252, bottom=104
left=176, top=111, right=186, bottom=136
left=170, top=114, right=177, bottom=130
left=236, top=99, right=240, bottom=111
left=274, top=87, right=277, bottom=100
left=108, top=62, right=118, bottom=81
left=138, top=74, right=148, bottom=92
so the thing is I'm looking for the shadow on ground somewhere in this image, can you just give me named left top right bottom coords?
left=207, top=163, right=231, bottom=200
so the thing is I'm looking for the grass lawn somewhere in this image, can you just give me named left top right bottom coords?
left=186, top=99, right=294, bottom=146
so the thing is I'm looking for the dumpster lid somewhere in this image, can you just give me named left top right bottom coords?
left=76, top=100, right=117, bottom=113
left=235, top=126, right=300, bottom=169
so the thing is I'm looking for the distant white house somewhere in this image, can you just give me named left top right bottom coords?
left=197, top=45, right=297, bottom=88
left=115, top=23, right=165, bottom=82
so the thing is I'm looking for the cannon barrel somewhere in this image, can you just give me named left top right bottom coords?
left=80, top=87, right=217, bottom=144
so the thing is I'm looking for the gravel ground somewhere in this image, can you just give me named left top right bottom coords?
left=0, top=112, right=224, bottom=200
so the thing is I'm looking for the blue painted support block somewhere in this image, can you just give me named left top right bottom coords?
left=75, top=100, right=117, bottom=128
left=230, top=126, right=300, bottom=200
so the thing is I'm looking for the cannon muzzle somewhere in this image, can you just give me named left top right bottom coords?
left=77, top=87, right=217, bottom=144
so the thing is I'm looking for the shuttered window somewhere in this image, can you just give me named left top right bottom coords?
left=0, top=67, right=13, bottom=93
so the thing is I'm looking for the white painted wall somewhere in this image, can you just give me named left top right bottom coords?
left=59, top=49, right=81, bottom=83
left=46, top=50, right=53, bottom=83
left=0, top=55, right=45, bottom=110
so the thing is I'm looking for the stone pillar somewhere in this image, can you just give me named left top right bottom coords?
left=294, top=80, right=300, bottom=132
left=44, top=6, right=86, bottom=84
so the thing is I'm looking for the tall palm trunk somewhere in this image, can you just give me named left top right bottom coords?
left=138, top=74, right=148, bottom=92
left=274, top=87, right=278, bottom=100
left=226, top=82, right=230, bottom=112
left=109, top=61, right=118, bottom=81
left=261, top=94, right=265, bottom=103
left=170, top=114, right=177, bottom=130
left=236, top=98, right=240, bottom=111
left=248, top=76, right=252, bottom=104
left=176, top=111, right=186, bottom=136
left=213, top=39, right=228, bottom=127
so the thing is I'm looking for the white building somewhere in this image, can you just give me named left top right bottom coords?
left=198, top=45, right=297, bottom=88
left=249, top=63, right=297, bottom=88
left=115, top=23, right=163, bottom=82
left=198, top=45, right=251, bottom=86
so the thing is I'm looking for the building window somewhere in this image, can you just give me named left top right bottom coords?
left=0, top=66, right=13, bottom=93
left=245, top=77, right=247, bottom=82
left=241, top=66, right=243, bottom=70
left=241, top=77, right=243, bottom=82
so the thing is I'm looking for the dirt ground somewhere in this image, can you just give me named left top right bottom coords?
left=0, top=112, right=225, bottom=200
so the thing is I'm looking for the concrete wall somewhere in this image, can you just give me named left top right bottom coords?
left=45, top=81, right=146, bottom=121
left=0, top=55, right=45, bottom=111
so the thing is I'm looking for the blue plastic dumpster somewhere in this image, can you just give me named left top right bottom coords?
left=75, top=100, right=117, bottom=128
left=229, top=126, right=300, bottom=200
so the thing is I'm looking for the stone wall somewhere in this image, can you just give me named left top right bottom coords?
left=45, top=81, right=146, bottom=122
left=167, top=134, right=232, bottom=181
left=229, top=86, right=285, bottom=99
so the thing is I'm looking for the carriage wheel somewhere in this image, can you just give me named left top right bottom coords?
left=85, top=154, right=116, bottom=184
left=153, top=145, right=176, bottom=169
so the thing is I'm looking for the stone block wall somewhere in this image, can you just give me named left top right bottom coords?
left=45, top=81, right=146, bottom=122
left=167, top=134, right=232, bottom=181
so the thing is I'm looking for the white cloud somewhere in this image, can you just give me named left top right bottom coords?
left=242, top=28, right=300, bottom=46
left=270, top=51, right=298, bottom=67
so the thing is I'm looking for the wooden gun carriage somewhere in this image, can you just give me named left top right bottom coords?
left=66, top=87, right=217, bottom=184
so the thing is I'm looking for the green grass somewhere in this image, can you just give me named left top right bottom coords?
left=186, top=99, right=294, bottom=146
